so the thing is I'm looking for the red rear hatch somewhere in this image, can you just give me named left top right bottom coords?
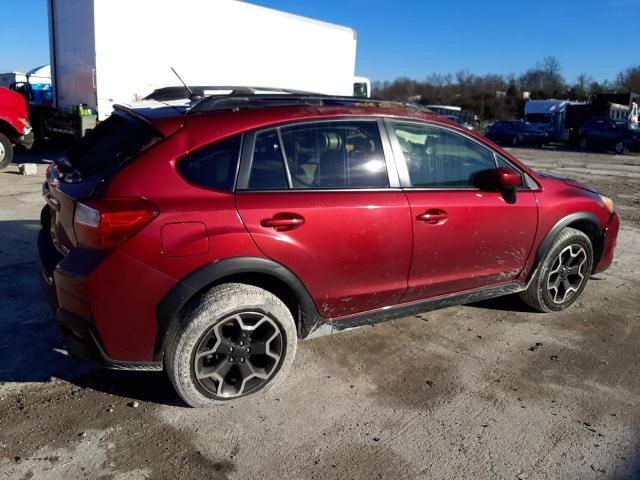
left=42, top=110, right=163, bottom=256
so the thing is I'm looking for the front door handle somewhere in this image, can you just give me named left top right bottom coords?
left=416, top=209, right=448, bottom=225
left=261, top=213, right=305, bottom=231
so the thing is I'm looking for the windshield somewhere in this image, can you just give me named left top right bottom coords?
left=353, top=82, right=368, bottom=98
left=518, top=122, right=542, bottom=132
left=58, top=112, right=161, bottom=180
left=525, top=114, right=552, bottom=124
left=619, top=121, right=640, bottom=132
left=444, top=115, right=465, bottom=125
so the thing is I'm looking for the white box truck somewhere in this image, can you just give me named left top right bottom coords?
left=38, top=0, right=368, bottom=137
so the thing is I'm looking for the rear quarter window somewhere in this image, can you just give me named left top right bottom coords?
left=176, top=135, right=242, bottom=191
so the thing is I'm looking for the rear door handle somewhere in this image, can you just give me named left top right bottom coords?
left=261, top=213, right=305, bottom=231
left=416, top=209, right=448, bottom=225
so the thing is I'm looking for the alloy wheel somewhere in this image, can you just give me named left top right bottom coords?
left=193, top=312, right=283, bottom=398
left=0, top=141, right=5, bottom=162
left=546, top=244, right=587, bottom=304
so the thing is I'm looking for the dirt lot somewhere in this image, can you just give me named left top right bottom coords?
left=0, top=146, right=639, bottom=480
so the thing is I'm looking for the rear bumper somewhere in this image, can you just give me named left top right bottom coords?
left=56, top=309, right=162, bottom=371
left=38, top=228, right=162, bottom=371
left=594, top=212, right=620, bottom=274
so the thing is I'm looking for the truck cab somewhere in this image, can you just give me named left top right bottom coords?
left=0, top=87, right=34, bottom=170
left=524, top=99, right=570, bottom=142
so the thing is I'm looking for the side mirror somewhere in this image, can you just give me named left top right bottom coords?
left=493, top=167, right=521, bottom=189
left=493, top=167, right=520, bottom=204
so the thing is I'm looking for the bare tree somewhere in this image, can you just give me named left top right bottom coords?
left=372, top=60, right=632, bottom=121
left=616, top=65, right=640, bottom=92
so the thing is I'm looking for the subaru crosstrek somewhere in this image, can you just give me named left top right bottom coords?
left=38, top=90, right=619, bottom=407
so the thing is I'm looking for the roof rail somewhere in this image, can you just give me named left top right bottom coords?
left=145, top=86, right=315, bottom=102
left=188, top=92, right=433, bottom=115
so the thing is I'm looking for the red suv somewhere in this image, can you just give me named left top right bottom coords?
left=38, top=91, right=619, bottom=407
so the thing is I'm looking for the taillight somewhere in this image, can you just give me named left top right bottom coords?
left=74, top=197, right=159, bottom=250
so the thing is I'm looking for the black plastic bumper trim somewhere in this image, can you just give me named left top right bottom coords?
left=56, top=309, right=162, bottom=371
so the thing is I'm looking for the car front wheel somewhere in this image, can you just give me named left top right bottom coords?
left=520, top=227, right=593, bottom=312
left=0, top=133, right=13, bottom=170
left=165, top=283, right=297, bottom=407
left=579, top=137, right=590, bottom=151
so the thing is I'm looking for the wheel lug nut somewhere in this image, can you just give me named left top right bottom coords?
left=246, top=347, right=250, bottom=353
left=229, top=347, right=234, bottom=352
left=229, top=357, right=234, bottom=362
left=240, top=358, right=245, bottom=363
left=239, top=341, right=244, bottom=346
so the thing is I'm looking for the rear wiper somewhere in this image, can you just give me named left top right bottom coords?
left=53, top=155, right=82, bottom=182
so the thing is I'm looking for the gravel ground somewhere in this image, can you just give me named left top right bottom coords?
left=0, top=146, right=638, bottom=480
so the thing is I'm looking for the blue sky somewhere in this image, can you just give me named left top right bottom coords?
left=1, top=0, right=638, bottom=83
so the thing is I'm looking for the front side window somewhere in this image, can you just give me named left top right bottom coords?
left=392, top=122, right=496, bottom=188
left=279, top=121, right=388, bottom=189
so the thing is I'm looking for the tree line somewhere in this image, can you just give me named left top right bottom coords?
left=372, top=57, right=640, bottom=121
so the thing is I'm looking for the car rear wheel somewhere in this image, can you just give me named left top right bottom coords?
left=0, top=133, right=13, bottom=170
left=614, top=140, right=626, bottom=155
left=165, top=283, right=297, bottom=407
left=520, top=227, right=593, bottom=312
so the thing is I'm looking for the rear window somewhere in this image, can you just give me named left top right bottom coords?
left=60, top=113, right=161, bottom=179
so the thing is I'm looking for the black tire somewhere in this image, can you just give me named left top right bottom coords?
left=520, top=227, right=593, bottom=313
left=165, top=283, right=297, bottom=407
left=579, top=137, right=590, bottom=151
left=0, top=132, right=13, bottom=170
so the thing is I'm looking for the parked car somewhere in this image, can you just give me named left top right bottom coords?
left=579, top=117, right=640, bottom=153
left=443, top=114, right=474, bottom=130
left=620, top=121, right=640, bottom=152
left=38, top=92, right=619, bottom=407
left=484, top=120, right=549, bottom=147
left=0, top=86, right=34, bottom=169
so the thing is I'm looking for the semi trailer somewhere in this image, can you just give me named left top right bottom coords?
left=18, top=0, right=371, bottom=140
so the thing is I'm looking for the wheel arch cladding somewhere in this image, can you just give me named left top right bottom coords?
left=154, top=257, right=319, bottom=361
left=536, top=212, right=604, bottom=271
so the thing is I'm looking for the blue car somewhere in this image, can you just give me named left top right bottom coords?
left=485, top=120, right=549, bottom=147
left=579, top=118, right=640, bottom=154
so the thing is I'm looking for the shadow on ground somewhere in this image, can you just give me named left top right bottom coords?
left=0, top=218, right=179, bottom=405
left=11, top=140, right=68, bottom=165
left=469, top=294, right=538, bottom=313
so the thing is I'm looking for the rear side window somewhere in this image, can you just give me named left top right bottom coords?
left=61, top=113, right=161, bottom=178
left=177, top=135, right=241, bottom=191
left=243, top=121, right=389, bottom=190
left=280, top=121, right=388, bottom=189
left=392, top=122, right=496, bottom=187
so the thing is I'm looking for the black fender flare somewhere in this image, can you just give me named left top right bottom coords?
left=534, top=212, right=604, bottom=266
left=154, top=256, right=319, bottom=361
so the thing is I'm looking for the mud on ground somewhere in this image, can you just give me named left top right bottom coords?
left=0, top=147, right=639, bottom=479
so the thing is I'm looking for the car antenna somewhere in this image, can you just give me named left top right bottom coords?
left=170, top=66, right=197, bottom=100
